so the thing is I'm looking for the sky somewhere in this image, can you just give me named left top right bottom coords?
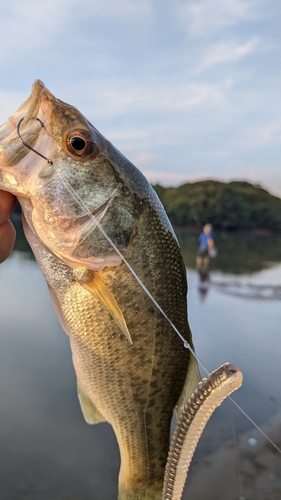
left=1, top=0, right=281, bottom=196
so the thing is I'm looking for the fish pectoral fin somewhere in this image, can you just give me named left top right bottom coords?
left=175, top=351, right=202, bottom=419
left=76, top=269, right=133, bottom=345
left=77, top=383, right=106, bottom=424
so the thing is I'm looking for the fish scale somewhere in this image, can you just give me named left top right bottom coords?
left=0, top=80, right=200, bottom=499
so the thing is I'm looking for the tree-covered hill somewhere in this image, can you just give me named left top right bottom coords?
left=153, top=180, right=281, bottom=231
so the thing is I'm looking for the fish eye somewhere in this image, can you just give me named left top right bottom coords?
left=66, top=131, right=99, bottom=159
left=70, top=136, right=86, bottom=151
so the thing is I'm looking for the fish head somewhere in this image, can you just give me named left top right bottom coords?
left=0, top=80, right=160, bottom=270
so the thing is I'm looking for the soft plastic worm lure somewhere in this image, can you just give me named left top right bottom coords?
left=162, top=363, right=243, bottom=500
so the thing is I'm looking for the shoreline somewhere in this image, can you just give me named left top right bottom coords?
left=174, top=225, right=281, bottom=236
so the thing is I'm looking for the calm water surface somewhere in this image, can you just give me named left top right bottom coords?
left=0, top=224, right=280, bottom=499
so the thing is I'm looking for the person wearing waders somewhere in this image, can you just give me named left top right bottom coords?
left=196, top=223, right=216, bottom=278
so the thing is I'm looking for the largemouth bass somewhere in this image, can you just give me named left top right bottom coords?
left=0, top=81, right=200, bottom=500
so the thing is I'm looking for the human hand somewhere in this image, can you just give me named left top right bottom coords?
left=0, top=191, right=17, bottom=263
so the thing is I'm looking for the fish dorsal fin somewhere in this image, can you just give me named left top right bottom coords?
left=77, top=382, right=106, bottom=424
left=74, top=268, right=133, bottom=345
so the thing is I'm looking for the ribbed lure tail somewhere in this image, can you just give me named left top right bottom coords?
left=162, top=363, right=243, bottom=500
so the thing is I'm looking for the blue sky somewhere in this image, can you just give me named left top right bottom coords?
left=1, top=0, right=281, bottom=195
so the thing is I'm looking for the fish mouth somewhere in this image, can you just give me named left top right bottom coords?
left=0, top=80, right=56, bottom=178
left=20, top=80, right=51, bottom=128
left=0, top=80, right=50, bottom=143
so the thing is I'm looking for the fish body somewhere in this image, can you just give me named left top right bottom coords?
left=0, top=81, right=199, bottom=499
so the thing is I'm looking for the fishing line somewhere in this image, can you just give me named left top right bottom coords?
left=229, top=396, right=281, bottom=454
left=16, top=118, right=281, bottom=456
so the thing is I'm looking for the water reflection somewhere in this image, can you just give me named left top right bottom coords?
left=196, top=267, right=281, bottom=302
left=197, top=272, right=210, bottom=302
left=210, top=278, right=281, bottom=300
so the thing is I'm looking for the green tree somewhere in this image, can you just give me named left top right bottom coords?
left=153, top=180, right=281, bottom=231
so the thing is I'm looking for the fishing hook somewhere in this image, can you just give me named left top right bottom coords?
left=17, top=117, right=53, bottom=165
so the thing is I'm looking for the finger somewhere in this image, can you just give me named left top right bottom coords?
left=0, top=219, right=16, bottom=263
left=0, top=190, right=17, bottom=224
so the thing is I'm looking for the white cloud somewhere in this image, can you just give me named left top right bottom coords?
left=0, top=0, right=153, bottom=61
left=66, top=80, right=225, bottom=121
left=193, top=37, right=259, bottom=73
left=0, top=0, right=73, bottom=57
left=177, top=0, right=264, bottom=37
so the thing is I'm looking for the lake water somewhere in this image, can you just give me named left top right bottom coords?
left=0, top=222, right=280, bottom=499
